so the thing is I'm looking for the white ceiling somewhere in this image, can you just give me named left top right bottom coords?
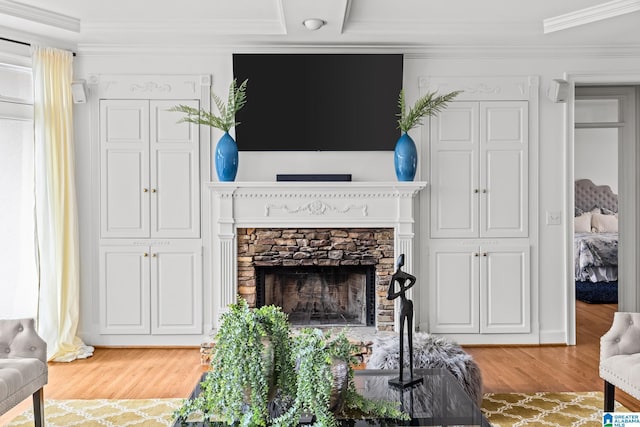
left=1, top=0, right=640, bottom=51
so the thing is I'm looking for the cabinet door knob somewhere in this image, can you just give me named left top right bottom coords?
left=482, top=189, right=487, bottom=193
left=143, top=188, right=148, bottom=193
left=152, top=253, right=157, bottom=258
left=143, top=252, right=148, bottom=257
left=482, top=252, right=488, bottom=257
left=474, top=252, right=479, bottom=257
left=151, top=188, right=157, bottom=193
left=474, top=189, right=479, bottom=193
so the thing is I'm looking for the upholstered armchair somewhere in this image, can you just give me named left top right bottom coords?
left=0, top=318, right=48, bottom=426
left=600, top=312, right=640, bottom=411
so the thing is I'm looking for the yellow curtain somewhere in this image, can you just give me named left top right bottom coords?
left=32, top=46, right=93, bottom=362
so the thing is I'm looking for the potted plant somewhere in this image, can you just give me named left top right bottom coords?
left=273, top=328, right=408, bottom=427
left=175, top=302, right=408, bottom=426
left=394, top=89, right=461, bottom=181
left=175, top=299, right=294, bottom=426
left=171, top=79, right=248, bottom=182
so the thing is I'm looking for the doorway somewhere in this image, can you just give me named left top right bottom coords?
left=567, top=82, right=638, bottom=345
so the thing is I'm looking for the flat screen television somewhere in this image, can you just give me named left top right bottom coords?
left=232, top=53, right=403, bottom=151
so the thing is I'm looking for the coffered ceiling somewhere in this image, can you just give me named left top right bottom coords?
left=1, top=0, right=639, bottom=51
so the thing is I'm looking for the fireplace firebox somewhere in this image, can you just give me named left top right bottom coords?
left=256, top=265, right=376, bottom=326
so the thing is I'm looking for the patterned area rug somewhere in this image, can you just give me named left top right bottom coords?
left=483, top=391, right=629, bottom=426
left=7, top=392, right=629, bottom=426
left=7, top=399, right=183, bottom=427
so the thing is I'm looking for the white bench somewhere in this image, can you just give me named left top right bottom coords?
left=0, top=319, right=48, bottom=426
left=600, top=312, right=640, bottom=411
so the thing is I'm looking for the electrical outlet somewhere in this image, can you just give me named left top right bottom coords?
left=546, top=211, right=561, bottom=225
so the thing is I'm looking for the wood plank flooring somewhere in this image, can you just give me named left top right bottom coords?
left=1, top=301, right=637, bottom=425
left=465, top=301, right=639, bottom=411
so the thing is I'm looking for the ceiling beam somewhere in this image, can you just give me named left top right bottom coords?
left=543, top=0, right=640, bottom=34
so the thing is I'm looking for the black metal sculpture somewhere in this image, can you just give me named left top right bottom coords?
left=387, top=254, right=423, bottom=388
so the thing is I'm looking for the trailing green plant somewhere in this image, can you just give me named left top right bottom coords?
left=396, top=89, right=461, bottom=133
left=272, top=329, right=408, bottom=427
left=272, top=329, right=340, bottom=427
left=174, top=307, right=408, bottom=426
left=170, top=78, right=248, bottom=132
left=174, top=299, right=294, bottom=426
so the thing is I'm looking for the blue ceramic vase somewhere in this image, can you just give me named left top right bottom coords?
left=215, top=132, right=239, bottom=182
left=394, top=132, right=417, bottom=181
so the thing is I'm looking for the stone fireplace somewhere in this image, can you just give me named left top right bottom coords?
left=238, top=228, right=394, bottom=329
left=208, top=181, right=426, bottom=332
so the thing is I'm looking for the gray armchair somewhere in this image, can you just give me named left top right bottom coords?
left=600, top=312, right=640, bottom=411
left=0, top=318, right=48, bottom=426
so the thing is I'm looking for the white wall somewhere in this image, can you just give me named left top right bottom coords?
left=72, top=48, right=640, bottom=345
left=575, top=128, right=618, bottom=194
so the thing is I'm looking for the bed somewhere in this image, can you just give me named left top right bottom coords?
left=574, top=179, right=618, bottom=303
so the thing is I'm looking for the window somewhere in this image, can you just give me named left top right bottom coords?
left=0, top=63, right=37, bottom=318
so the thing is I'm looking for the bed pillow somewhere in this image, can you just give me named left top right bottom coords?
left=592, top=212, right=618, bottom=233
left=574, top=211, right=593, bottom=233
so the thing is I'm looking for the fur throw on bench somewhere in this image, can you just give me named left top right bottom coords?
left=366, top=332, right=483, bottom=405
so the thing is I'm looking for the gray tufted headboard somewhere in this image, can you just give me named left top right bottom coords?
left=575, top=179, right=618, bottom=214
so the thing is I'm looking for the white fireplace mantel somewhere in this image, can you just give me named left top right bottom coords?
left=207, top=181, right=427, bottom=330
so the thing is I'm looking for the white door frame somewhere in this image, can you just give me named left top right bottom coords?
left=564, top=73, right=639, bottom=345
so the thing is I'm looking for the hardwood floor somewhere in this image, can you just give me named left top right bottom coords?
left=1, top=301, right=637, bottom=425
left=466, top=301, right=639, bottom=411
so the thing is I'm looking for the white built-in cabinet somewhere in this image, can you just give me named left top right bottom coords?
left=99, top=242, right=202, bottom=335
left=100, top=99, right=200, bottom=238
left=425, top=76, right=538, bottom=341
left=93, top=75, right=210, bottom=344
left=430, top=101, right=528, bottom=239
left=428, top=242, right=530, bottom=334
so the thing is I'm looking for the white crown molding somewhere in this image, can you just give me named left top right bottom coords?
left=0, top=0, right=80, bottom=33
left=82, top=19, right=284, bottom=36
left=346, top=19, right=539, bottom=36
left=543, top=0, right=640, bottom=34
left=75, top=42, right=640, bottom=60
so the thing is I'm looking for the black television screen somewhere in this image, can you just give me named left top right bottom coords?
left=232, top=53, right=403, bottom=151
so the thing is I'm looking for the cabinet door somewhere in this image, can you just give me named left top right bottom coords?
left=430, top=102, right=479, bottom=238
left=100, top=100, right=150, bottom=238
left=150, top=100, right=200, bottom=238
left=480, top=101, right=528, bottom=238
left=428, top=243, right=480, bottom=333
left=480, top=245, right=530, bottom=333
left=150, top=243, right=203, bottom=334
left=99, top=246, right=151, bottom=334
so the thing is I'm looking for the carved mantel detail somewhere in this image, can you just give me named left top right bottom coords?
left=265, top=200, right=368, bottom=217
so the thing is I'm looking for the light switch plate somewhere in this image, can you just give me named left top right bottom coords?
left=546, top=211, right=562, bottom=225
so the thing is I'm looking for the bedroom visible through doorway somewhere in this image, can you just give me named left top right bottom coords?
left=573, top=85, right=637, bottom=340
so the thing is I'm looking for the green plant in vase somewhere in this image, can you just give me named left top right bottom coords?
left=170, top=79, right=248, bottom=182
left=175, top=304, right=408, bottom=426
left=174, top=299, right=294, bottom=426
left=394, top=88, right=461, bottom=181
left=273, top=329, right=408, bottom=427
